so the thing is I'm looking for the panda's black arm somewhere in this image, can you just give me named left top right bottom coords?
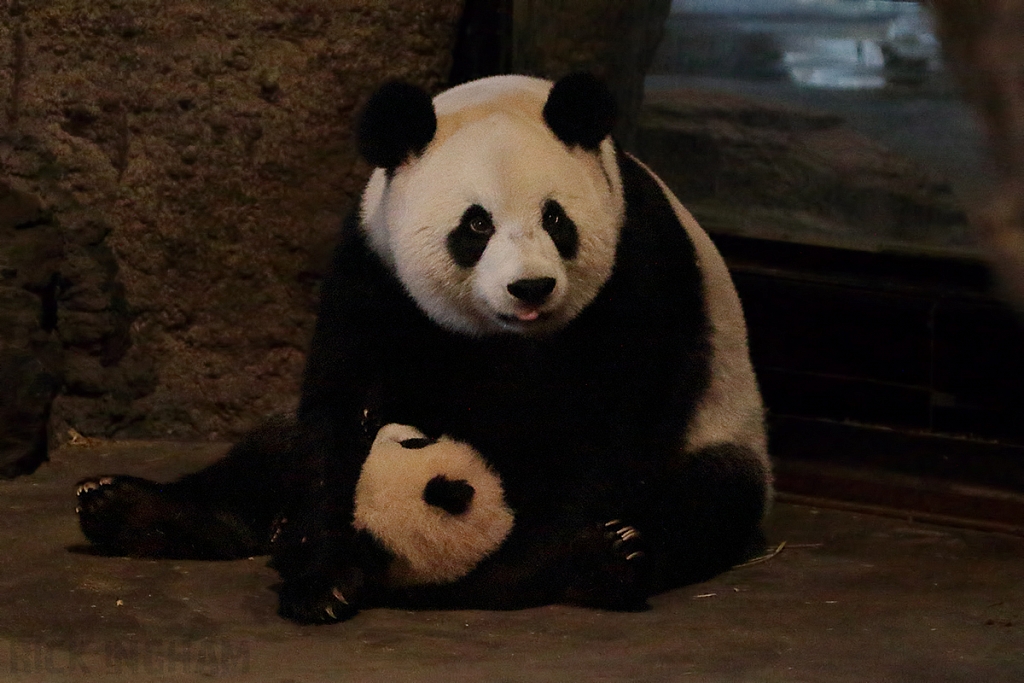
left=388, top=368, right=704, bottom=614
left=268, top=417, right=394, bottom=623
left=272, top=213, right=405, bottom=622
left=298, top=211, right=394, bottom=428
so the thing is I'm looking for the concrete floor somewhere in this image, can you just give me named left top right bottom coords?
left=1, top=441, right=1021, bottom=682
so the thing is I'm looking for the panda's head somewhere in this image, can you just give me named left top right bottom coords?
left=358, top=73, right=624, bottom=337
left=353, top=424, right=515, bottom=586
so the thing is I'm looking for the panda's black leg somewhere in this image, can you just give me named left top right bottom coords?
left=387, top=512, right=649, bottom=613
left=74, top=417, right=300, bottom=559
left=487, top=443, right=766, bottom=609
left=649, top=443, right=770, bottom=589
left=75, top=475, right=267, bottom=558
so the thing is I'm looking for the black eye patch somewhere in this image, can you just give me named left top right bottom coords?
left=399, top=437, right=437, bottom=449
left=447, top=204, right=494, bottom=268
left=541, top=200, right=579, bottom=260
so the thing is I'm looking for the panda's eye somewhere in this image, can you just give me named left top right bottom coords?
left=468, top=214, right=494, bottom=235
left=543, top=206, right=561, bottom=226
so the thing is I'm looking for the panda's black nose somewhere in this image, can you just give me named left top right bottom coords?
left=507, top=277, right=556, bottom=305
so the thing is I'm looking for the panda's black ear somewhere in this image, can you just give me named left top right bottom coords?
left=542, top=72, right=618, bottom=151
left=357, top=81, right=437, bottom=170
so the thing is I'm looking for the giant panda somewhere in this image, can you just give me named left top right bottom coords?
left=74, top=73, right=772, bottom=624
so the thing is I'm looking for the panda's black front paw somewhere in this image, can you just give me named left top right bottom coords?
left=603, top=519, right=646, bottom=564
left=277, top=568, right=365, bottom=625
left=565, top=519, right=650, bottom=612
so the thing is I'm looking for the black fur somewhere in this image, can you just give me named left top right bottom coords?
left=447, top=204, right=494, bottom=268
left=542, top=73, right=618, bottom=150
left=398, top=436, right=437, bottom=449
left=75, top=148, right=767, bottom=622
left=541, top=199, right=579, bottom=259
left=423, top=475, right=475, bottom=515
left=357, top=81, right=437, bottom=170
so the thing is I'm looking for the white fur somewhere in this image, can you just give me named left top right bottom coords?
left=433, top=74, right=552, bottom=118
left=628, top=156, right=772, bottom=490
left=361, top=75, right=624, bottom=337
left=352, top=424, right=515, bottom=586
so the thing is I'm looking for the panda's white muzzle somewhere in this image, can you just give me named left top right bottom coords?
left=473, top=229, right=567, bottom=331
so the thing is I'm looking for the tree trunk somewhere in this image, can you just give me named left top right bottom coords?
left=512, top=0, right=672, bottom=151
left=930, top=0, right=1024, bottom=305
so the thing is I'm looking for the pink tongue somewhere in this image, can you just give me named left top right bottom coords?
left=515, top=309, right=540, bottom=322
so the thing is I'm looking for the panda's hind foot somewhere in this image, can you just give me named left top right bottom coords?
left=75, top=475, right=261, bottom=559
left=76, top=475, right=182, bottom=556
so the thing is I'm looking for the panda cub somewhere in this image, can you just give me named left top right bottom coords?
left=351, top=423, right=514, bottom=587
left=75, top=73, right=772, bottom=624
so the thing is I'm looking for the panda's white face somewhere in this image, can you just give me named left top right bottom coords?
left=360, top=77, right=624, bottom=337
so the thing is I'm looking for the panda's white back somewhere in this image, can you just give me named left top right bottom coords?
left=630, top=157, right=768, bottom=464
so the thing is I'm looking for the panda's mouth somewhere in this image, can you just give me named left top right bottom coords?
left=497, top=308, right=550, bottom=326
left=512, top=307, right=542, bottom=322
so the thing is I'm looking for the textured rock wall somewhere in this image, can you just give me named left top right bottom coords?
left=0, top=179, right=65, bottom=476
left=0, top=0, right=462, bottom=471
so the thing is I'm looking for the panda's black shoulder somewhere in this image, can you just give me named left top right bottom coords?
left=579, top=150, right=706, bottom=329
left=316, top=208, right=415, bottom=321
left=299, top=206, right=430, bottom=420
left=557, top=149, right=712, bottom=440
left=615, top=150, right=700, bottom=274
